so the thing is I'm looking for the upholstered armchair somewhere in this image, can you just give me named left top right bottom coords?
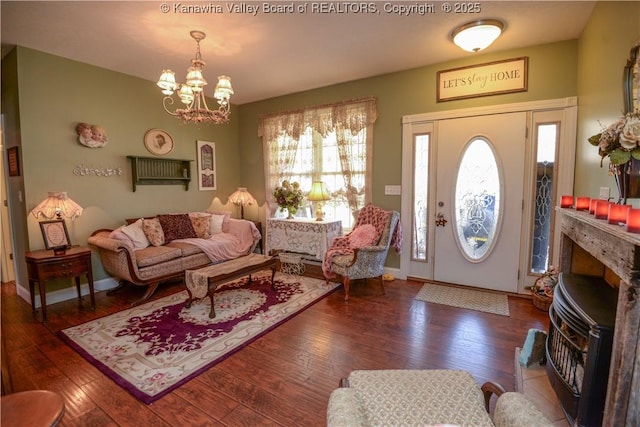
left=326, top=369, right=553, bottom=427
left=323, top=204, right=401, bottom=301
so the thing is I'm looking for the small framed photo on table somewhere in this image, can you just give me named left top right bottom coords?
left=39, top=220, right=71, bottom=250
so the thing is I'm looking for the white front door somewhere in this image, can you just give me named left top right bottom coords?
left=432, top=113, right=526, bottom=293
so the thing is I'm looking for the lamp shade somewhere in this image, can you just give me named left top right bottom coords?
left=307, top=181, right=331, bottom=202
left=30, top=192, right=83, bottom=220
left=228, top=187, right=256, bottom=219
left=451, top=19, right=503, bottom=52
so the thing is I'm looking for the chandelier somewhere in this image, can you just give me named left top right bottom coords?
left=157, top=30, right=233, bottom=124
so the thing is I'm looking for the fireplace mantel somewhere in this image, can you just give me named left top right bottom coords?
left=558, top=208, right=639, bottom=426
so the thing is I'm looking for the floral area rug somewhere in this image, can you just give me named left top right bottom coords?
left=58, top=272, right=339, bottom=404
left=414, top=282, right=510, bottom=316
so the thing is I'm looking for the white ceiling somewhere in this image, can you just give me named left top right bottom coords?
left=1, top=1, right=596, bottom=105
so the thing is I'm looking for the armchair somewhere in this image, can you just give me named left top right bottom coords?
left=326, top=369, right=553, bottom=427
left=323, top=204, right=401, bottom=301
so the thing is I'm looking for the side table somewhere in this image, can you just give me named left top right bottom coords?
left=25, top=246, right=95, bottom=323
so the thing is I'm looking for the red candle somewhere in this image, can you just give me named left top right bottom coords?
left=590, top=199, right=606, bottom=214
left=626, top=209, right=640, bottom=233
left=608, top=204, right=631, bottom=224
left=575, top=197, right=591, bottom=211
left=560, top=195, right=574, bottom=208
left=595, top=200, right=610, bottom=219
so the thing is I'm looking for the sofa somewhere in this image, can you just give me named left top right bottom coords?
left=88, top=212, right=261, bottom=305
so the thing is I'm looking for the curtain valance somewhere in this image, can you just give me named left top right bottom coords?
left=258, top=97, right=377, bottom=142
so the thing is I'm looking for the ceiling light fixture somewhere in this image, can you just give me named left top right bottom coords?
left=157, top=30, right=233, bottom=124
left=451, top=19, right=504, bottom=53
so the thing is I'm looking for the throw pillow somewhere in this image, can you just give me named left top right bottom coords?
left=209, top=214, right=226, bottom=235
left=142, top=217, right=165, bottom=247
left=158, top=213, right=197, bottom=242
left=190, top=215, right=212, bottom=239
left=206, top=210, right=231, bottom=232
left=109, top=225, right=134, bottom=246
left=348, top=223, right=379, bottom=248
left=120, top=219, right=151, bottom=249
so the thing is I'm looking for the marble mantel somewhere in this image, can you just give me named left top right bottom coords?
left=557, top=208, right=639, bottom=426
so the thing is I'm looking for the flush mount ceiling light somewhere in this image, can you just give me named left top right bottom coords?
left=451, top=19, right=504, bottom=53
left=157, top=30, right=234, bottom=124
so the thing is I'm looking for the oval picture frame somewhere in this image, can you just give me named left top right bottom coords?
left=144, top=129, right=174, bottom=156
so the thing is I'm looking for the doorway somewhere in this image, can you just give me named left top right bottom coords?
left=400, top=98, right=577, bottom=294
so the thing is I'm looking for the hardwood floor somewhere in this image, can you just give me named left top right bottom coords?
left=1, top=273, right=556, bottom=426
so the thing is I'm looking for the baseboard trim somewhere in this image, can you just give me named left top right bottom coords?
left=15, top=277, right=119, bottom=308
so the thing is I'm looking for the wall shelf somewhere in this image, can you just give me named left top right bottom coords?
left=127, top=156, right=192, bottom=192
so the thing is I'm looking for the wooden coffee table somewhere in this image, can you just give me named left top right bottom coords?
left=184, top=253, right=276, bottom=318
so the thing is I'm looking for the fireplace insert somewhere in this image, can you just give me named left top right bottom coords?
left=545, top=273, right=618, bottom=427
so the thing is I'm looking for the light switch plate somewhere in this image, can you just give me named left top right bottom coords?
left=599, top=187, right=610, bottom=199
left=385, top=185, right=401, bottom=195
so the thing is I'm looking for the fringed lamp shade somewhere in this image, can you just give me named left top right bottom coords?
left=228, top=187, right=256, bottom=219
left=30, top=192, right=83, bottom=220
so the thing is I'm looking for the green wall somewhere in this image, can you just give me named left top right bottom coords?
left=575, top=1, right=640, bottom=201
left=5, top=47, right=241, bottom=286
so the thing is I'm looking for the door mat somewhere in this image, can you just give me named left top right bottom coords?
left=415, top=282, right=510, bottom=316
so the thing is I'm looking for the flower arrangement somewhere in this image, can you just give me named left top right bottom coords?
left=588, top=111, right=640, bottom=168
left=273, top=180, right=304, bottom=218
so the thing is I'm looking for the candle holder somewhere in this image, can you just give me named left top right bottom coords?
left=575, top=197, right=591, bottom=211
left=590, top=199, right=606, bottom=215
left=560, top=195, right=574, bottom=208
left=626, top=209, right=640, bottom=233
left=608, top=204, right=631, bottom=224
left=594, top=200, right=610, bottom=219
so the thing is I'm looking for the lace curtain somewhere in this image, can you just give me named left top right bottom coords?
left=258, top=97, right=377, bottom=217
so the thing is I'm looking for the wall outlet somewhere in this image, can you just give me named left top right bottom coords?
left=385, top=185, right=401, bottom=195
left=599, top=187, right=610, bottom=200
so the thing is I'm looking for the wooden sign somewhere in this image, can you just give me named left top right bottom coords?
left=437, top=57, right=528, bottom=102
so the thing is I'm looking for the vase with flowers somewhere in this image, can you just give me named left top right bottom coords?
left=273, top=180, right=304, bottom=219
left=589, top=111, right=640, bottom=203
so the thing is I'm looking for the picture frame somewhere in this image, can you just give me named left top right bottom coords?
left=437, top=57, right=528, bottom=102
left=196, top=140, right=216, bottom=191
left=144, top=129, right=174, bottom=156
left=39, top=219, right=71, bottom=250
left=7, top=146, right=20, bottom=176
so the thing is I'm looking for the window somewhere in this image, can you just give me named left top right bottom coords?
left=259, top=98, right=376, bottom=229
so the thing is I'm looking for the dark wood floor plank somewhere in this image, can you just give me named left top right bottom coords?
left=1, top=275, right=548, bottom=426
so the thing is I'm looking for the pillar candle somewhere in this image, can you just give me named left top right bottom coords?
left=575, top=197, right=591, bottom=211
left=595, top=200, right=610, bottom=219
left=608, top=204, right=631, bottom=224
left=560, top=195, right=574, bottom=208
left=626, top=209, right=640, bottom=233
left=590, top=199, right=606, bottom=214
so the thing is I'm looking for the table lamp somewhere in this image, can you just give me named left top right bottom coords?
left=228, top=187, right=256, bottom=219
left=30, top=192, right=83, bottom=254
left=307, top=181, right=331, bottom=221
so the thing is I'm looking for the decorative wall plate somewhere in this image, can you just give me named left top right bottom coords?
left=144, top=129, right=174, bottom=156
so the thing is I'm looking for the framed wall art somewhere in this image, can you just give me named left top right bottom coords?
left=437, top=57, right=528, bottom=102
left=144, top=129, right=174, bottom=156
left=39, top=219, right=71, bottom=250
left=196, top=140, right=216, bottom=191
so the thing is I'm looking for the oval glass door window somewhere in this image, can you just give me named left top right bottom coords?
left=454, top=138, right=502, bottom=262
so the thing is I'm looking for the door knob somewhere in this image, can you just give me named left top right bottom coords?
left=436, top=212, right=448, bottom=227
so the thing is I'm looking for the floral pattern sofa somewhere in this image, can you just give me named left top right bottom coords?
left=88, top=212, right=261, bottom=305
